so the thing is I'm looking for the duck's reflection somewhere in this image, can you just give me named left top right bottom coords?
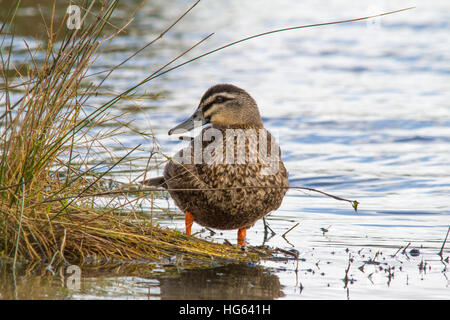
left=158, top=263, right=284, bottom=300
left=0, top=260, right=283, bottom=299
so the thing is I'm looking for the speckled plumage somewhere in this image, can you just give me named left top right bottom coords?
left=164, top=124, right=289, bottom=230
left=145, top=84, right=289, bottom=242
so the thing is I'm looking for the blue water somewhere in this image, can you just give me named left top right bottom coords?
left=111, top=0, right=448, bottom=299
left=2, top=0, right=449, bottom=299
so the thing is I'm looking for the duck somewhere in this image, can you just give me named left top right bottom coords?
left=144, top=84, right=289, bottom=246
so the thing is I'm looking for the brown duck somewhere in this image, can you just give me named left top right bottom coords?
left=144, top=84, right=289, bottom=246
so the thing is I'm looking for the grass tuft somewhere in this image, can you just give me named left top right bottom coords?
left=0, top=0, right=264, bottom=268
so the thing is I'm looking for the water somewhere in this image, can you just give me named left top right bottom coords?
left=1, top=0, right=449, bottom=299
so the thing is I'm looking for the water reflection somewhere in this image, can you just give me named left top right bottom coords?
left=0, top=261, right=67, bottom=300
left=159, top=263, right=284, bottom=300
left=0, top=260, right=283, bottom=300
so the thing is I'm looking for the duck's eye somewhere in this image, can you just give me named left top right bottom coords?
left=215, top=96, right=225, bottom=103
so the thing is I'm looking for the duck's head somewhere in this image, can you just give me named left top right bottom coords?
left=168, top=84, right=263, bottom=135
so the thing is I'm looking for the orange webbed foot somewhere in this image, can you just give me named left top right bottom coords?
left=237, top=228, right=247, bottom=247
left=185, top=211, right=194, bottom=236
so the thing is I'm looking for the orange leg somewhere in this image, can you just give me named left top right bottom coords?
left=185, top=211, right=194, bottom=236
left=237, top=228, right=247, bottom=246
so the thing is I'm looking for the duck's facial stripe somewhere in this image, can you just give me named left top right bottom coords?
left=202, top=92, right=235, bottom=108
left=201, top=93, right=235, bottom=114
left=202, top=104, right=214, bottom=118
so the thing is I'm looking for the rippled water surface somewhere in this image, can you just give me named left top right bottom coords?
left=1, top=0, right=449, bottom=299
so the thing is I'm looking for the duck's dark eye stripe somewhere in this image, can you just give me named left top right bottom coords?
left=214, top=96, right=231, bottom=103
left=202, top=102, right=214, bottom=113
left=202, top=96, right=231, bottom=113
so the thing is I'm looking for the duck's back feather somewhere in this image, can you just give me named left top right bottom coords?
left=164, top=125, right=289, bottom=230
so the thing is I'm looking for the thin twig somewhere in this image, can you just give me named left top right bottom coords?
left=60, top=228, right=68, bottom=264
left=439, top=226, right=450, bottom=257
left=392, top=245, right=404, bottom=258
left=402, top=242, right=411, bottom=255
left=343, top=253, right=353, bottom=289
left=35, top=185, right=358, bottom=211
left=295, top=186, right=359, bottom=211
left=282, top=222, right=300, bottom=239
left=276, top=247, right=298, bottom=259
left=0, top=179, right=29, bottom=192
left=263, top=217, right=276, bottom=235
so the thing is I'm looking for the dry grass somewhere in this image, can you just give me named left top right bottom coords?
left=0, top=0, right=265, bottom=268
left=1, top=201, right=265, bottom=265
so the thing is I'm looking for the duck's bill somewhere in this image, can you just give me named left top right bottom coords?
left=168, top=109, right=206, bottom=135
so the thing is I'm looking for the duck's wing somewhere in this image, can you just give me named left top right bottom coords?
left=163, top=126, right=288, bottom=188
left=163, top=148, right=206, bottom=190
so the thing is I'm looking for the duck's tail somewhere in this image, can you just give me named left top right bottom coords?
left=140, top=176, right=167, bottom=188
